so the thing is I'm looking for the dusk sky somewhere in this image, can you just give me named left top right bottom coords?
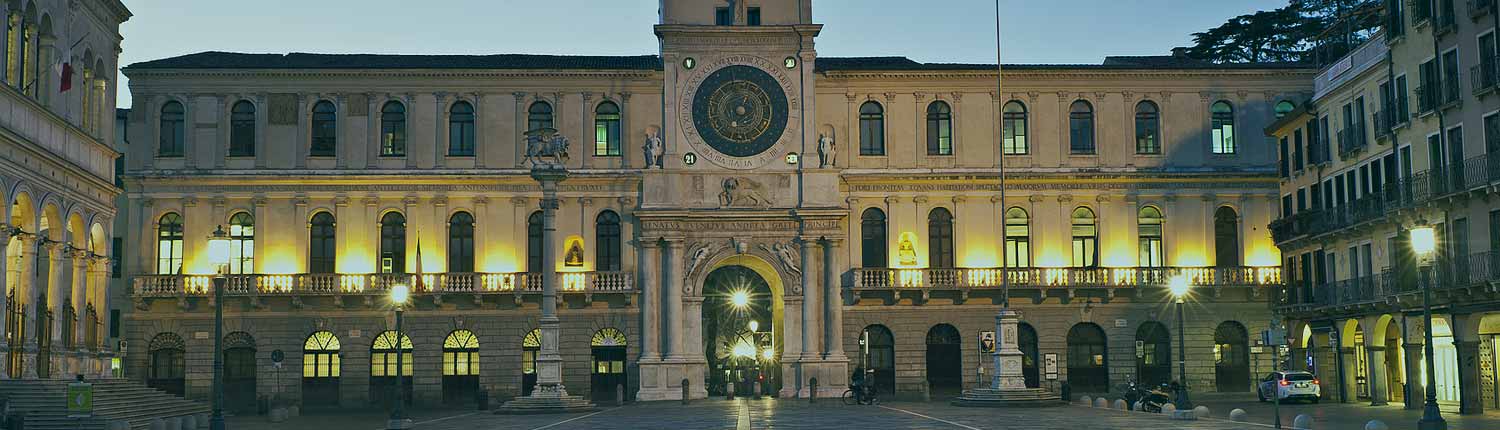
left=116, top=0, right=1284, bottom=106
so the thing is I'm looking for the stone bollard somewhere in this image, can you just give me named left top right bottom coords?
left=1192, top=406, right=1209, bottom=417
left=616, top=384, right=626, bottom=406
left=727, top=381, right=736, bottom=400
left=1079, top=395, right=1092, bottom=405
left=1161, top=403, right=1176, bottom=415
left=1364, top=420, right=1388, bottom=430
left=1229, top=408, right=1247, bottom=422
left=1113, top=399, right=1126, bottom=410
left=1093, top=397, right=1107, bottom=408
left=1292, top=414, right=1313, bottom=429
left=181, top=414, right=197, bottom=430
left=681, top=379, right=691, bottom=405
left=150, top=418, right=165, bottom=430
left=809, top=378, right=819, bottom=403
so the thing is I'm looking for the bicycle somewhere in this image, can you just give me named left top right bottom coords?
left=841, top=386, right=878, bottom=405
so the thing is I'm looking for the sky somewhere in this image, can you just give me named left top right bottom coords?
left=115, top=0, right=1285, bottom=106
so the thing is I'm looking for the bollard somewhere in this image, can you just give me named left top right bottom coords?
left=1161, top=403, right=1176, bottom=415
left=809, top=378, right=819, bottom=404
left=1093, top=397, right=1107, bottom=408
left=681, top=379, right=691, bottom=405
left=1192, top=405, right=1209, bottom=418
left=1292, top=414, right=1312, bottom=430
left=1363, top=419, right=1388, bottom=430
left=1080, top=395, right=1092, bottom=405
left=1229, top=408, right=1247, bottom=422
left=616, top=384, right=626, bottom=406
left=921, top=382, right=930, bottom=402
left=727, top=381, right=736, bottom=400
left=1113, top=399, right=1126, bottom=410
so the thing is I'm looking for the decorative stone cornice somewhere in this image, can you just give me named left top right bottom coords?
left=333, top=197, right=350, bottom=207
left=951, top=196, right=967, bottom=204
left=401, top=196, right=419, bottom=206
left=912, top=196, right=929, bottom=204
left=473, top=195, right=490, bottom=205
left=432, top=196, right=449, bottom=207
left=362, top=197, right=379, bottom=207
left=616, top=196, right=635, bottom=207
left=511, top=196, right=529, bottom=206
left=1057, top=195, right=1073, bottom=203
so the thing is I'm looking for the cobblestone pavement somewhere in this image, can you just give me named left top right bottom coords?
left=224, top=399, right=1289, bottom=429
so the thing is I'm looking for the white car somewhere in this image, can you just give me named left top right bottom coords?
left=1257, top=371, right=1321, bottom=403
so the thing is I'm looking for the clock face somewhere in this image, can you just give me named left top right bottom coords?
left=691, top=65, right=789, bottom=158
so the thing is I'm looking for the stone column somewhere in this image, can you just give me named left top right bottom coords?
left=0, top=234, right=9, bottom=352
left=1340, top=347, right=1358, bottom=403
left=1368, top=345, right=1389, bottom=406
left=70, top=250, right=86, bottom=352
left=17, top=236, right=35, bottom=379
left=533, top=168, right=568, bottom=395
left=1454, top=312, right=1483, bottom=414
left=662, top=239, right=684, bottom=360
left=822, top=239, right=845, bottom=361
left=799, top=237, right=819, bottom=361
left=434, top=92, right=448, bottom=168
left=638, top=239, right=660, bottom=361
left=471, top=92, right=486, bottom=168
left=45, top=241, right=64, bottom=346
left=1405, top=341, right=1425, bottom=409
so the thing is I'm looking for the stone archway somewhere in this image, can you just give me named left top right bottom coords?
left=700, top=260, right=784, bottom=397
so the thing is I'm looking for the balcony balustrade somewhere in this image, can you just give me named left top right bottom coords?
left=850, top=266, right=1280, bottom=290
left=1472, top=58, right=1500, bottom=96
left=1471, top=0, right=1495, bottom=18
left=1277, top=250, right=1500, bottom=313
left=132, top=270, right=635, bottom=298
left=1416, top=84, right=1440, bottom=114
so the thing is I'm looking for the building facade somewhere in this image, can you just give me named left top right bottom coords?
left=120, top=0, right=1308, bottom=408
left=0, top=0, right=129, bottom=381
left=1271, top=0, right=1500, bottom=415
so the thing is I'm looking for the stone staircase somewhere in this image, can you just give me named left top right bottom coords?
left=0, top=379, right=209, bottom=430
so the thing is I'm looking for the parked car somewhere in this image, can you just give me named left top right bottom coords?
left=1257, top=371, right=1321, bottom=403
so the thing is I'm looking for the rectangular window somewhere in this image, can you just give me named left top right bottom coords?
left=1335, top=174, right=1347, bottom=206
left=594, top=108, right=621, bottom=157
left=1324, top=179, right=1335, bottom=207
left=1481, top=33, right=1497, bottom=89
left=109, top=309, right=120, bottom=338
left=1490, top=210, right=1500, bottom=258
left=715, top=7, right=732, bottom=25
left=1448, top=126, right=1466, bottom=185
left=1420, top=59, right=1440, bottom=112
left=1282, top=195, right=1293, bottom=218
left=1320, top=116, right=1333, bottom=162
left=1294, top=128, right=1305, bottom=171
left=746, top=7, right=761, bottom=25
left=110, top=237, right=122, bottom=278
left=1486, top=113, right=1500, bottom=155
left=1296, top=188, right=1307, bottom=212
left=1443, top=49, right=1461, bottom=104
left=1354, top=96, right=1367, bottom=147
left=1395, top=75, right=1410, bottom=120
left=1349, top=245, right=1361, bottom=279
left=1279, top=137, right=1290, bottom=177
left=1360, top=164, right=1372, bottom=197
left=1311, top=183, right=1323, bottom=209
left=1455, top=217, right=1471, bottom=262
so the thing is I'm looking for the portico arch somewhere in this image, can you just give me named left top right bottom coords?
left=697, top=253, right=786, bottom=397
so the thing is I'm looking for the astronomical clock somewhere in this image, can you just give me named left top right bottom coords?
left=678, top=55, right=801, bottom=170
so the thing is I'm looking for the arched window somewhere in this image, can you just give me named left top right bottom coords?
left=1214, top=206, right=1241, bottom=266
left=1275, top=100, right=1295, bottom=118
left=595, top=210, right=622, bottom=271
left=447, top=212, right=475, bottom=273
left=926, top=324, right=962, bottom=393
left=590, top=327, right=627, bottom=402
left=594, top=101, right=621, bottom=156
left=859, top=101, right=885, bottom=156
left=229, top=101, right=256, bottom=157
left=370, top=331, right=413, bottom=406
left=860, top=208, right=888, bottom=268
left=1071, top=207, right=1098, bottom=268
left=1138, top=206, right=1164, bottom=267
left=380, top=101, right=407, bottom=157
left=308, top=212, right=336, bottom=273
left=1069, top=100, right=1095, bottom=154
left=1135, top=101, right=1160, bottom=154
left=310, top=101, right=337, bottom=157
left=448, top=101, right=475, bottom=157
left=159, top=101, right=185, bottom=157
left=1214, top=321, right=1250, bottom=392
left=1004, top=207, right=1030, bottom=268
left=302, top=331, right=340, bottom=407
left=926, top=101, right=953, bottom=155
left=527, top=211, right=543, bottom=273
left=156, top=213, right=183, bottom=275
left=147, top=332, right=186, bottom=396
left=1136, top=322, right=1172, bottom=387
left=1002, top=101, right=1028, bottom=155
left=927, top=208, right=954, bottom=269
left=528, top=101, right=553, bottom=131
left=1211, top=101, right=1236, bottom=154
left=380, top=212, right=406, bottom=274
left=228, top=212, right=254, bottom=274
left=522, top=328, right=541, bottom=395
left=442, top=329, right=480, bottom=404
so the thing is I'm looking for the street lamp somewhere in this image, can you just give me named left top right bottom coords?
left=730, top=289, right=750, bottom=309
left=1168, top=275, right=1193, bottom=411
left=205, top=226, right=230, bottom=430
left=1410, top=225, right=1447, bottom=430
left=387, top=284, right=412, bottom=430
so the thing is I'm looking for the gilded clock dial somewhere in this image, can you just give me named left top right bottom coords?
left=691, top=65, right=789, bottom=158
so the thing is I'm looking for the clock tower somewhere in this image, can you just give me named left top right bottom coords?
left=637, top=0, right=848, bottom=402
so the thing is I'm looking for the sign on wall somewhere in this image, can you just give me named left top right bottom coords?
left=1044, top=353, right=1059, bottom=380
left=979, top=331, right=996, bottom=354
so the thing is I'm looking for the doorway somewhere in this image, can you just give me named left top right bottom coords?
left=861, top=325, right=896, bottom=395
left=701, top=265, right=778, bottom=397
left=223, top=332, right=257, bottom=413
left=1019, top=323, right=1039, bottom=389
left=1215, top=321, right=1250, bottom=392
left=1067, top=323, right=1109, bottom=393
left=590, top=328, right=627, bottom=402
left=1136, top=322, right=1171, bottom=388
left=926, top=324, right=962, bottom=396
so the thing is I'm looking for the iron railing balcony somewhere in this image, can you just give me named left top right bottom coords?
left=1416, top=83, right=1440, bottom=114
left=131, top=270, right=636, bottom=297
left=1414, top=0, right=1435, bottom=25
left=1471, top=0, right=1495, bottom=17
left=1337, top=127, right=1367, bottom=154
left=849, top=266, right=1281, bottom=290
left=1277, top=250, right=1500, bottom=312
left=1474, top=59, right=1500, bottom=96
left=1436, top=5, right=1460, bottom=34
left=1373, top=109, right=1396, bottom=141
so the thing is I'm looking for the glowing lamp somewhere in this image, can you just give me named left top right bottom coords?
left=1410, top=225, right=1437, bottom=263
left=206, top=225, right=231, bottom=275
left=761, top=349, right=775, bottom=360
left=390, top=283, right=411, bottom=305
left=730, top=289, right=750, bottom=309
left=748, top=320, right=759, bottom=332
left=1168, top=275, right=1191, bottom=302
left=733, top=341, right=755, bottom=359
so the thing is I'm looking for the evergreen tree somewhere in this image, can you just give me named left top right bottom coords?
left=1185, top=0, right=1382, bottom=64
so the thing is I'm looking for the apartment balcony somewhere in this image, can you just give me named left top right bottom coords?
left=1436, top=7, right=1459, bottom=34
left=1416, top=84, right=1440, bottom=114
left=1475, top=60, right=1500, bottom=97
left=1414, top=0, right=1435, bottom=26
left=131, top=271, right=636, bottom=306
left=848, top=266, right=1281, bottom=303
left=1277, top=251, right=1500, bottom=316
left=1471, top=0, right=1495, bottom=17
left=1372, top=109, right=1396, bottom=141
left=1337, top=128, right=1367, bottom=155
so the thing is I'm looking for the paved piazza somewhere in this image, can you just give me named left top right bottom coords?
left=222, top=397, right=1500, bottom=430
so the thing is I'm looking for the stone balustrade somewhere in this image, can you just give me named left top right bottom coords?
left=131, top=271, right=636, bottom=297
left=850, top=266, right=1282, bottom=289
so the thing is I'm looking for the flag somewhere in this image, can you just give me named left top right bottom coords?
left=58, top=62, right=72, bottom=92
left=413, top=233, right=424, bottom=291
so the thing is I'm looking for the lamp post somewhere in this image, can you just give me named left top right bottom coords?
left=1169, top=275, right=1193, bottom=411
left=1410, top=225, right=1447, bottom=430
left=387, top=284, right=412, bottom=430
left=205, top=226, right=230, bottom=430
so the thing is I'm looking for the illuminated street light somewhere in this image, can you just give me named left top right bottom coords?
left=391, top=283, right=411, bottom=305
left=1169, top=275, right=1192, bottom=411
left=388, top=283, right=411, bottom=429
left=748, top=320, right=759, bottom=333
left=761, top=349, right=774, bottom=361
left=206, top=226, right=229, bottom=430
left=729, top=289, right=750, bottom=309
left=1411, top=224, right=1446, bottom=430
left=732, top=341, right=755, bottom=359
left=1168, top=275, right=1190, bottom=303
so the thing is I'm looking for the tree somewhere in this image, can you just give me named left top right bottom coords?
left=1185, top=0, right=1382, bottom=64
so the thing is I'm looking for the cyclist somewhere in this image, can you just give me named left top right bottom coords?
left=850, top=367, right=868, bottom=404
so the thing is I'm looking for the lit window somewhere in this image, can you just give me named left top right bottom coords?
left=1137, top=206, right=1163, bottom=267
left=926, top=101, right=953, bottom=156
left=594, top=102, right=621, bottom=157
left=370, top=331, right=413, bottom=377
left=1071, top=207, right=1098, bottom=267
left=228, top=212, right=254, bottom=274
left=380, top=101, right=406, bottom=157
left=1005, top=207, right=1030, bottom=268
left=156, top=213, right=183, bottom=274
left=229, top=101, right=256, bottom=157
left=448, top=101, right=475, bottom=157
left=1211, top=101, right=1236, bottom=154
left=442, top=330, right=480, bottom=376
